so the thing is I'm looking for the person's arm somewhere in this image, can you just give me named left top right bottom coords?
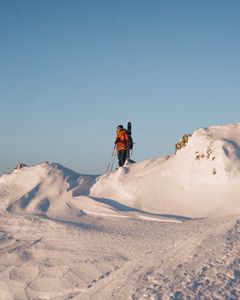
left=115, top=133, right=120, bottom=144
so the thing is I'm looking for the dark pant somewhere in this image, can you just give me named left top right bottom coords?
left=117, top=150, right=127, bottom=167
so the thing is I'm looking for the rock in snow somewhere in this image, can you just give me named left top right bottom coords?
left=0, top=123, right=240, bottom=299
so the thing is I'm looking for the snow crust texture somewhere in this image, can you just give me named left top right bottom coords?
left=0, top=214, right=240, bottom=299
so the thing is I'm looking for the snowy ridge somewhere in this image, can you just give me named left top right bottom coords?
left=0, top=162, right=97, bottom=219
left=0, top=161, right=184, bottom=223
left=1, top=123, right=240, bottom=299
left=91, top=123, right=240, bottom=217
left=1, top=123, right=240, bottom=219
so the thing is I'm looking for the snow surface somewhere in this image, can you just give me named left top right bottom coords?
left=92, top=123, right=240, bottom=218
left=1, top=123, right=240, bottom=299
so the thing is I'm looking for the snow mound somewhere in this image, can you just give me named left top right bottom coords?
left=0, top=163, right=183, bottom=222
left=91, top=123, right=240, bottom=217
left=0, top=162, right=97, bottom=216
left=175, top=123, right=240, bottom=182
left=1, top=123, right=240, bottom=219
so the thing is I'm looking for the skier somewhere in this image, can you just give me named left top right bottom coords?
left=115, top=125, right=129, bottom=167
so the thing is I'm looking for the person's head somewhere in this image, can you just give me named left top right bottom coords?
left=117, top=124, right=124, bottom=134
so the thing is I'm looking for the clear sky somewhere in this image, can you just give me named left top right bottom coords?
left=1, top=0, right=240, bottom=175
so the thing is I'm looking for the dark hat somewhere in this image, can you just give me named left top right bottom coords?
left=117, top=125, right=123, bottom=129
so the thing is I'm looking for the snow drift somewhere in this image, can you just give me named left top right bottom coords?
left=1, top=123, right=240, bottom=219
left=0, top=162, right=97, bottom=219
left=1, top=123, right=240, bottom=300
left=91, top=123, right=240, bottom=217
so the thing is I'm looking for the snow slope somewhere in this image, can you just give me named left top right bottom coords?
left=0, top=162, right=98, bottom=219
left=0, top=209, right=240, bottom=299
left=2, top=123, right=240, bottom=220
left=91, top=123, right=240, bottom=217
left=0, top=163, right=186, bottom=222
left=1, top=123, right=240, bottom=299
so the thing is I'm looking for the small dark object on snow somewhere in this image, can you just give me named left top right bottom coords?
left=15, top=163, right=27, bottom=170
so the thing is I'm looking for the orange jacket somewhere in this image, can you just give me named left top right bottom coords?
left=115, top=128, right=129, bottom=151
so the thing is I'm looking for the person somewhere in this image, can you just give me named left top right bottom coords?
left=115, top=125, right=129, bottom=167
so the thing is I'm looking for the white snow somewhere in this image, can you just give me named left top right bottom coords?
left=1, top=123, right=240, bottom=299
left=91, top=123, right=240, bottom=217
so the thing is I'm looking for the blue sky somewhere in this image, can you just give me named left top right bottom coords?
left=1, top=0, right=240, bottom=175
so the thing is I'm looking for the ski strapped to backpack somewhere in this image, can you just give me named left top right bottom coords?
left=126, top=121, right=133, bottom=158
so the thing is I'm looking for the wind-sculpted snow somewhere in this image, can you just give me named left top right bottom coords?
left=1, top=123, right=240, bottom=299
left=0, top=162, right=98, bottom=218
left=0, top=162, right=187, bottom=222
left=91, top=123, right=240, bottom=218
left=1, top=123, right=240, bottom=219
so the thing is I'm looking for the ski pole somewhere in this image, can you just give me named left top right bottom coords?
left=106, top=146, right=116, bottom=173
left=110, top=149, right=117, bottom=172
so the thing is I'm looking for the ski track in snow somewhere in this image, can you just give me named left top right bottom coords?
left=0, top=212, right=240, bottom=299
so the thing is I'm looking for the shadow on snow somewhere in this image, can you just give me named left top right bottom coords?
left=89, top=196, right=192, bottom=222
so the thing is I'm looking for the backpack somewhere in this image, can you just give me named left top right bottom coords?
left=128, top=135, right=133, bottom=150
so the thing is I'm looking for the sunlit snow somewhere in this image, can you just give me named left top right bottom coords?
left=1, top=123, right=240, bottom=299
